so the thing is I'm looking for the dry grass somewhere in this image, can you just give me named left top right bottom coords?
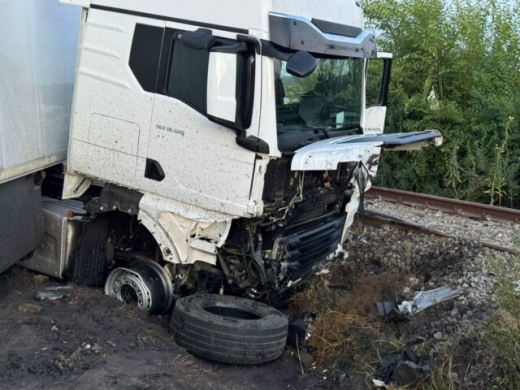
left=310, top=310, right=382, bottom=366
left=416, top=355, right=457, bottom=390
left=289, top=272, right=407, bottom=369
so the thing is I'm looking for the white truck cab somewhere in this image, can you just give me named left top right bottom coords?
left=54, top=0, right=442, bottom=302
left=0, top=0, right=443, bottom=365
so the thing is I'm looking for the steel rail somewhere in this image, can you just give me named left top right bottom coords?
left=364, top=211, right=519, bottom=255
left=366, top=186, right=520, bottom=223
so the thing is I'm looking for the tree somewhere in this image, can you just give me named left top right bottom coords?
left=363, top=0, right=520, bottom=206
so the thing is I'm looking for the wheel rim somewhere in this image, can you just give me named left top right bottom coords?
left=105, top=260, right=173, bottom=314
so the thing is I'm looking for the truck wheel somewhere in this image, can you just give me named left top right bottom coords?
left=69, top=215, right=109, bottom=287
left=104, top=260, right=174, bottom=315
left=170, top=294, right=288, bottom=365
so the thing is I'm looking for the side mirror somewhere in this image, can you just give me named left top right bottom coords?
left=180, top=28, right=215, bottom=50
left=286, top=51, right=317, bottom=78
left=207, top=52, right=238, bottom=123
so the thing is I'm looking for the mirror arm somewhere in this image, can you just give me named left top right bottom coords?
left=260, top=40, right=292, bottom=61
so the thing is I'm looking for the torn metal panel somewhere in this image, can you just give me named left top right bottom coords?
left=399, top=286, right=462, bottom=315
left=138, top=193, right=233, bottom=265
left=139, top=193, right=234, bottom=223
left=290, top=131, right=443, bottom=172
left=341, top=163, right=372, bottom=245
left=377, top=286, right=463, bottom=322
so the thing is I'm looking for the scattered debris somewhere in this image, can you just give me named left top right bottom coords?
left=33, top=274, right=50, bottom=284
left=377, top=286, right=462, bottom=321
left=373, top=339, right=432, bottom=388
left=376, top=301, right=408, bottom=322
left=17, top=303, right=43, bottom=314
left=513, top=280, right=520, bottom=293
left=36, top=291, right=65, bottom=301
left=91, top=343, right=104, bottom=354
left=287, top=312, right=316, bottom=348
left=400, top=286, right=462, bottom=315
left=35, top=285, right=73, bottom=301
left=51, top=325, right=59, bottom=332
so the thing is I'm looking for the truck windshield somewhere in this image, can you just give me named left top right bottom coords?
left=275, top=57, right=363, bottom=134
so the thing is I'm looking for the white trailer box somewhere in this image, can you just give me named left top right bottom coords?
left=0, top=0, right=80, bottom=272
left=0, top=0, right=80, bottom=184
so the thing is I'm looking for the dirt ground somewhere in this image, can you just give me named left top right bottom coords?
left=1, top=217, right=517, bottom=390
left=0, top=267, right=328, bottom=390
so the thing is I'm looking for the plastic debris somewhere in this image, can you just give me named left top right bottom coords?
left=376, top=300, right=408, bottom=322
left=513, top=280, right=520, bottom=293
left=377, top=286, right=462, bottom=321
left=287, top=312, right=317, bottom=348
left=373, top=338, right=432, bottom=388
left=400, top=286, right=462, bottom=315
left=36, top=285, right=73, bottom=301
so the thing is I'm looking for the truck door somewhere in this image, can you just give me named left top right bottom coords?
left=144, top=23, right=261, bottom=217
left=364, top=52, right=393, bottom=135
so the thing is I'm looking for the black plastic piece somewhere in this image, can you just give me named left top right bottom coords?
left=236, top=135, right=270, bottom=154
left=379, top=58, right=393, bottom=106
left=286, top=51, right=317, bottom=78
left=373, top=343, right=431, bottom=388
left=180, top=28, right=215, bottom=50
left=145, top=159, right=166, bottom=182
left=311, top=18, right=362, bottom=38
left=129, top=24, right=164, bottom=93
left=85, top=184, right=144, bottom=216
left=260, top=40, right=292, bottom=61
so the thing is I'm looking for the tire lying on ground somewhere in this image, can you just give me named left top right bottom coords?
left=170, top=294, right=288, bottom=365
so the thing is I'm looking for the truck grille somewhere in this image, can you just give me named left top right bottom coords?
left=285, top=215, right=345, bottom=281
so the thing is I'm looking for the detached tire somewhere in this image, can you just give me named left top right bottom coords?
left=69, top=215, right=109, bottom=287
left=170, top=294, right=288, bottom=365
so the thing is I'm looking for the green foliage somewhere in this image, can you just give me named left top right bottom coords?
left=363, top=0, right=520, bottom=206
left=487, top=258, right=520, bottom=389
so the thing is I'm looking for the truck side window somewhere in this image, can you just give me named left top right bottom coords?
left=129, top=24, right=164, bottom=93
left=167, top=41, right=210, bottom=114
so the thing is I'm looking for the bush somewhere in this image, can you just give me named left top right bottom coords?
left=364, top=0, right=520, bottom=207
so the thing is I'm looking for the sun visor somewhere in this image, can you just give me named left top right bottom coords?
left=269, top=12, right=377, bottom=58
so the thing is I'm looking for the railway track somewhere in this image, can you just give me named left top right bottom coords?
left=364, top=187, right=520, bottom=254
left=367, top=186, right=520, bottom=224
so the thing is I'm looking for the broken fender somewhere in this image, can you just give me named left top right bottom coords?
left=291, top=131, right=443, bottom=171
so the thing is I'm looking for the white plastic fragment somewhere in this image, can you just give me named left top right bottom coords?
left=398, top=286, right=462, bottom=315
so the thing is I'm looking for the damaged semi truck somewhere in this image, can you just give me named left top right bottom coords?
left=1, top=0, right=443, bottom=364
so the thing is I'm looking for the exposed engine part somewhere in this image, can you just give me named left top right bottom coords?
left=218, top=158, right=356, bottom=296
left=105, top=260, right=173, bottom=314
